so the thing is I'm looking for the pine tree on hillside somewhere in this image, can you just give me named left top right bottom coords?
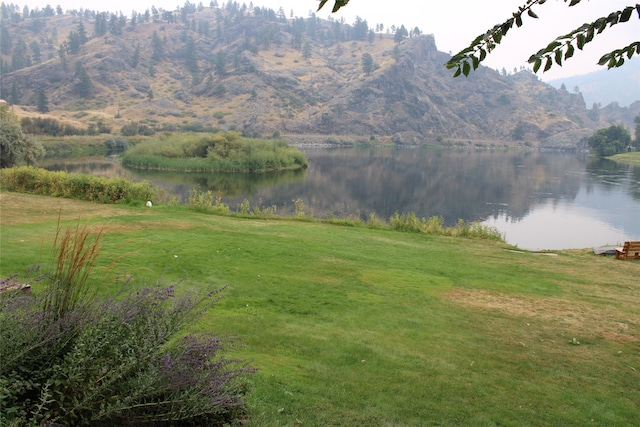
left=36, top=88, right=49, bottom=113
left=75, top=62, right=92, bottom=98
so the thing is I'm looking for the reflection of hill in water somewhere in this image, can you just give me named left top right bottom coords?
left=253, top=148, right=587, bottom=224
left=40, top=149, right=638, bottom=228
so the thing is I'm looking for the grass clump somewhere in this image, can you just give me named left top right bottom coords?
left=0, top=221, right=254, bottom=426
left=389, top=212, right=504, bottom=240
left=121, top=131, right=308, bottom=173
left=0, top=166, right=155, bottom=205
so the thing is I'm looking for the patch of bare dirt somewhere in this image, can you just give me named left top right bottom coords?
left=446, top=289, right=639, bottom=342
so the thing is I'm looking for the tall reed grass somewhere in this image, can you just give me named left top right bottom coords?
left=120, top=132, right=307, bottom=172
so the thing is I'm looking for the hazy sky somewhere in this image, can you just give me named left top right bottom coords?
left=21, top=0, right=639, bottom=81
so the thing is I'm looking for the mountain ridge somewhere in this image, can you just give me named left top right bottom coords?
left=1, top=3, right=638, bottom=147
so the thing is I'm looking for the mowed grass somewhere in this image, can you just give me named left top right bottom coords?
left=1, top=191, right=639, bottom=426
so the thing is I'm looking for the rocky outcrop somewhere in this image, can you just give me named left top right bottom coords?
left=1, top=7, right=635, bottom=147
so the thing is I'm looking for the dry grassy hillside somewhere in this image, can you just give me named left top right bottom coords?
left=2, top=3, right=636, bottom=145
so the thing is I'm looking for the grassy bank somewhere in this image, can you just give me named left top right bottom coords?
left=610, top=151, right=640, bottom=166
left=1, top=191, right=638, bottom=426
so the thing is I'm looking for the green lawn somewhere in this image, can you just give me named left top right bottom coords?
left=1, top=191, right=639, bottom=426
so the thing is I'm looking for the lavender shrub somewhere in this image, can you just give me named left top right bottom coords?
left=0, top=223, right=254, bottom=426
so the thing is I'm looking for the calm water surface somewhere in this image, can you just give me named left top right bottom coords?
left=42, top=147, right=640, bottom=250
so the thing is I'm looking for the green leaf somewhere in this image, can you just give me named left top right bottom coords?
left=532, top=58, right=542, bottom=73
left=479, top=48, right=487, bottom=62
left=493, top=32, right=502, bottom=44
left=569, top=0, right=581, bottom=6
left=585, top=26, right=594, bottom=43
left=543, top=56, right=553, bottom=72
left=596, top=17, right=607, bottom=34
left=317, top=0, right=329, bottom=11
left=453, top=67, right=462, bottom=78
left=616, top=57, right=625, bottom=67
left=528, top=9, right=538, bottom=19
left=554, top=49, right=563, bottom=66
left=576, top=33, right=586, bottom=50
left=332, top=2, right=345, bottom=13
left=620, top=6, right=633, bottom=22
left=471, top=55, right=479, bottom=69
left=606, top=12, right=619, bottom=26
left=543, top=41, right=561, bottom=54
left=462, top=61, right=471, bottom=77
left=445, top=61, right=458, bottom=70
left=597, top=53, right=611, bottom=66
left=564, top=43, right=575, bottom=59
left=515, top=14, right=523, bottom=27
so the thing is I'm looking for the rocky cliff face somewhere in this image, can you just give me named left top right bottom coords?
left=1, top=5, right=636, bottom=147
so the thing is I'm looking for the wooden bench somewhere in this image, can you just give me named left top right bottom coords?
left=615, top=241, right=640, bottom=260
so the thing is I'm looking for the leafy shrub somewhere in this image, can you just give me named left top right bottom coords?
left=0, top=167, right=155, bottom=204
left=104, top=136, right=129, bottom=152
left=120, top=122, right=139, bottom=137
left=0, top=223, right=254, bottom=426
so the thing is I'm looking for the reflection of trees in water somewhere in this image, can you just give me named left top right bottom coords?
left=265, top=148, right=586, bottom=225
left=138, top=168, right=305, bottom=199
left=40, top=150, right=637, bottom=226
left=585, top=157, right=639, bottom=202
left=40, top=156, right=306, bottom=199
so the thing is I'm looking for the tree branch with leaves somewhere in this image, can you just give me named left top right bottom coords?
left=317, top=0, right=640, bottom=77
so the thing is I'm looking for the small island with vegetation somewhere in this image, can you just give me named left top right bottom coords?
left=120, top=131, right=308, bottom=173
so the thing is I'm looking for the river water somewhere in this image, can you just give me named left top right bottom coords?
left=41, top=147, right=640, bottom=250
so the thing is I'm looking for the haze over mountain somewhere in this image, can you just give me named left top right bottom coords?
left=1, top=1, right=638, bottom=147
left=548, top=57, right=640, bottom=109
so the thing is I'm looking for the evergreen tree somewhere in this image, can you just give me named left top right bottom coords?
left=394, top=25, right=408, bottom=43
left=94, top=12, right=108, bottom=36
left=214, top=51, right=226, bottom=77
left=352, top=16, right=368, bottom=41
left=67, top=30, right=82, bottom=54
left=131, top=43, right=140, bottom=68
left=11, top=38, right=30, bottom=70
left=58, top=43, right=67, bottom=71
left=0, top=25, right=11, bottom=55
left=185, top=36, right=198, bottom=73
left=30, top=41, right=41, bottom=63
left=36, top=88, right=49, bottom=113
left=302, top=42, right=312, bottom=59
left=78, top=21, right=88, bottom=44
left=361, top=52, right=374, bottom=76
left=10, top=81, right=20, bottom=105
left=75, top=62, right=92, bottom=98
left=130, top=11, right=137, bottom=29
left=151, top=31, right=164, bottom=63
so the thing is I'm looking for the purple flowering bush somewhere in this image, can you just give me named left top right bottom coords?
left=0, top=225, right=254, bottom=426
